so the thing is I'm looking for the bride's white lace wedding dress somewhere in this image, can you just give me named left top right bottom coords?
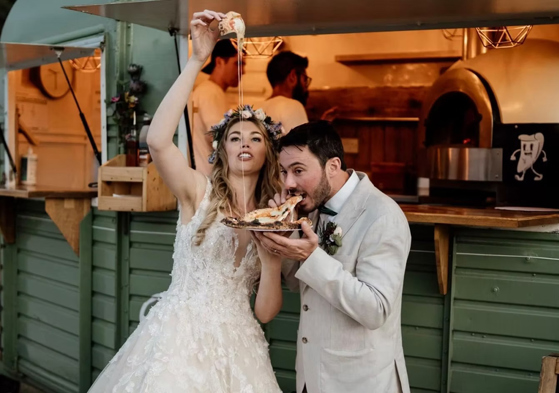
left=88, top=180, right=282, bottom=393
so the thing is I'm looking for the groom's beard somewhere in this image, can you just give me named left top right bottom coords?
left=292, top=170, right=331, bottom=214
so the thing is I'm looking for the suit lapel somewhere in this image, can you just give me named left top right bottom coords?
left=331, top=172, right=370, bottom=240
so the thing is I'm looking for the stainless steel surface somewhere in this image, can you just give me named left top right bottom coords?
left=0, top=42, right=95, bottom=71
left=462, top=28, right=488, bottom=60
left=64, top=0, right=559, bottom=37
left=418, top=147, right=503, bottom=181
left=417, top=67, right=493, bottom=149
left=451, top=39, right=559, bottom=124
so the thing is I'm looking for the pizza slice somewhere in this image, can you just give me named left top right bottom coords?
left=221, top=195, right=312, bottom=230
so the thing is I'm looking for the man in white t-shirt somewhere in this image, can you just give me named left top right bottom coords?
left=260, top=51, right=311, bottom=135
left=191, top=39, right=244, bottom=175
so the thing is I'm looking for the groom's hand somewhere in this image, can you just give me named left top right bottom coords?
left=254, top=222, right=318, bottom=261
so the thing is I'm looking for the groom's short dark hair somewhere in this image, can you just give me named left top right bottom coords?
left=279, top=121, right=347, bottom=170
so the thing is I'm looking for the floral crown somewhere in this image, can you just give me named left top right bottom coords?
left=208, top=105, right=283, bottom=164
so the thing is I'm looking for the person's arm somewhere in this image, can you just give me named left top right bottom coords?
left=147, top=10, right=224, bottom=208
left=295, top=214, right=411, bottom=330
left=252, top=235, right=283, bottom=323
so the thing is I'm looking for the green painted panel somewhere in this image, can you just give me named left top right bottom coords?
left=17, top=233, right=77, bottom=262
left=450, top=363, right=539, bottom=393
left=92, top=369, right=101, bottom=383
left=454, top=270, right=559, bottom=308
left=453, top=300, right=559, bottom=342
left=129, top=272, right=171, bottom=297
left=18, top=252, right=78, bottom=286
left=452, top=332, right=559, bottom=373
left=269, top=341, right=296, bottom=371
left=129, top=297, right=150, bottom=323
left=130, top=322, right=139, bottom=333
left=129, top=247, right=173, bottom=272
left=281, top=289, right=301, bottom=314
left=401, top=295, right=444, bottom=329
left=266, top=314, right=299, bottom=342
left=18, top=295, right=79, bottom=335
left=92, top=294, right=116, bottom=324
left=18, top=273, right=79, bottom=311
left=454, top=252, right=559, bottom=275
left=92, top=344, right=115, bottom=370
left=407, top=252, right=437, bottom=272
left=456, top=237, right=559, bottom=258
left=93, top=227, right=117, bottom=244
left=402, top=326, right=442, bottom=360
left=130, top=211, right=178, bottom=225
left=17, top=338, right=79, bottom=384
left=129, top=25, right=177, bottom=116
left=275, top=369, right=296, bottom=393
left=18, top=316, right=79, bottom=360
left=92, top=269, right=116, bottom=297
left=403, top=271, right=441, bottom=297
left=17, top=215, right=61, bottom=235
left=19, top=360, right=77, bottom=393
left=130, top=233, right=176, bottom=246
left=93, top=245, right=117, bottom=271
left=405, top=357, right=441, bottom=391
left=92, top=319, right=116, bottom=350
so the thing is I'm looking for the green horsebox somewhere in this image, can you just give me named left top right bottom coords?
left=0, top=1, right=559, bottom=393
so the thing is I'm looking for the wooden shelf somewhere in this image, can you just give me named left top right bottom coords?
left=401, top=205, right=559, bottom=228
left=0, top=185, right=96, bottom=255
left=335, top=51, right=462, bottom=65
left=98, top=154, right=176, bottom=212
left=0, top=186, right=96, bottom=199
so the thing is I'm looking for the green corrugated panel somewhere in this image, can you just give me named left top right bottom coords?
left=90, top=209, right=119, bottom=382
left=402, top=234, right=446, bottom=393
left=450, top=229, right=559, bottom=393
left=10, top=200, right=82, bottom=393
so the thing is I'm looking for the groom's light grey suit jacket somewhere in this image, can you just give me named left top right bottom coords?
left=283, top=171, right=411, bottom=393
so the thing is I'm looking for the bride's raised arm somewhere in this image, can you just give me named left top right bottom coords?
left=147, top=10, right=226, bottom=211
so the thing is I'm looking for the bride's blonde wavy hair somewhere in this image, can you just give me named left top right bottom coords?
left=193, top=118, right=282, bottom=246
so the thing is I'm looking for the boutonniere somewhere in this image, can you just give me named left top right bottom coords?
left=319, top=222, right=343, bottom=255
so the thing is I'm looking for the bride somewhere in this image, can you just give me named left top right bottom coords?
left=88, top=10, right=284, bottom=393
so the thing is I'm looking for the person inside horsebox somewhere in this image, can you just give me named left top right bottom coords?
left=191, top=38, right=245, bottom=176
left=261, top=51, right=338, bottom=135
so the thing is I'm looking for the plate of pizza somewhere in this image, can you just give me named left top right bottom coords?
left=221, top=195, right=312, bottom=231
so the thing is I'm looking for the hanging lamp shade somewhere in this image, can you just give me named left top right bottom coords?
left=475, top=25, right=532, bottom=49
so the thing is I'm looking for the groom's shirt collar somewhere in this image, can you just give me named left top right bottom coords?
left=324, top=170, right=359, bottom=215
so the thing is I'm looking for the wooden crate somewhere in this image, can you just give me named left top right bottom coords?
left=98, top=155, right=176, bottom=212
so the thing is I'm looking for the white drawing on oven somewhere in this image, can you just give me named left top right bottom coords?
left=510, top=133, right=547, bottom=181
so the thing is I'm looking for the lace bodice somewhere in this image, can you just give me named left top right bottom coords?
left=169, top=179, right=261, bottom=310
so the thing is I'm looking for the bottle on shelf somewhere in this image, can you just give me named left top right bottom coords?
left=126, top=111, right=139, bottom=167
left=138, top=113, right=152, bottom=167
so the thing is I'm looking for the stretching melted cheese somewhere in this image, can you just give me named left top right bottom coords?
left=241, top=195, right=303, bottom=224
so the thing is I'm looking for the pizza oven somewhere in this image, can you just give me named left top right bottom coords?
left=418, top=36, right=559, bottom=208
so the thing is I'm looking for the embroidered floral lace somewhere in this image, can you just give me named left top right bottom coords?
left=88, top=180, right=282, bottom=393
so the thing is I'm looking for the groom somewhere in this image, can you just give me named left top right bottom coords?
left=254, top=121, right=412, bottom=393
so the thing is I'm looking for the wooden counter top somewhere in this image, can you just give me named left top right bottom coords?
left=0, top=185, right=97, bottom=199
left=401, top=204, right=559, bottom=228
left=0, top=185, right=96, bottom=255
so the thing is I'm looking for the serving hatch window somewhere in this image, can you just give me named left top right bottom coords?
left=1, top=42, right=103, bottom=190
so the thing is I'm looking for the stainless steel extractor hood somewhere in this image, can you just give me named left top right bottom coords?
left=64, top=0, right=559, bottom=37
